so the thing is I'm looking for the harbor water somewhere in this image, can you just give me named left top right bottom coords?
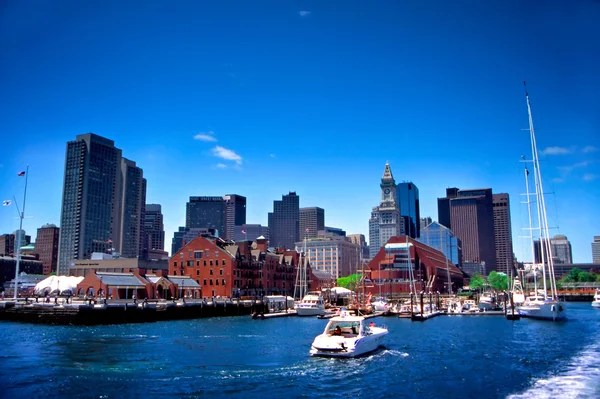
left=1, top=303, right=598, bottom=398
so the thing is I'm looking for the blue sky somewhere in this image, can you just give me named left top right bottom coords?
left=1, top=1, right=598, bottom=263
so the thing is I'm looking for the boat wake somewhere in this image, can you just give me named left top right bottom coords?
left=507, top=342, right=600, bottom=399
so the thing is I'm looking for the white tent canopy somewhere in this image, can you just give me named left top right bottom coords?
left=329, top=286, right=353, bottom=295
left=34, top=276, right=84, bottom=295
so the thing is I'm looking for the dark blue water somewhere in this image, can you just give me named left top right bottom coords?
left=1, top=303, right=598, bottom=399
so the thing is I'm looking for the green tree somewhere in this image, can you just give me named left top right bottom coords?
left=488, top=271, right=508, bottom=291
left=469, top=273, right=485, bottom=291
left=567, top=268, right=582, bottom=282
left=578, top=271, right=597, bottom=283
left=337, top=274, right=361, bottom=292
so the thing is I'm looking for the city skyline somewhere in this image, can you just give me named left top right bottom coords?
left=1, top=1, right=599, bottom=263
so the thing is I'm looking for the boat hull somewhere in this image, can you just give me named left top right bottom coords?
left=518, top=301, right=566, bottom=321
left=296, top=306, right=325, bottom=317
left=310, top=330, right=387, bottom=358
left=591, top=301, right=600, bottom=308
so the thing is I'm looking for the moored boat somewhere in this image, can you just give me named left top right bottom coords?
left=309, top=311, right=388, bottom=358
left=295, top=291, right=325, bottom=316
left=591, top=289, right=600, bottom=309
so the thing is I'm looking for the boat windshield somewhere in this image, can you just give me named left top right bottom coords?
left=326, top=321, right=360, bottom=335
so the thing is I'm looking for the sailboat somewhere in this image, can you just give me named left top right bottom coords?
left=517, top=84, right=566, bottom=322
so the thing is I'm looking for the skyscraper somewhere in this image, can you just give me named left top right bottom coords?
left=300, top=207, right=325, bottom=240
left=592, top=236, right=600, bottom=264
left=449, top=188, right=496, bottom=273
left=397, top=182, right=420, bottom=238
left=420, top=217, right=433, bottom=231
left=535, top=235, right=573, bottom=265
left=368, top=162, right=403, bottom=259
left=348, top=233, right=369, bottom=260
left=144, top=204, right=165, bottom=253
left=437, top=187, right=459, bottom=229
left=268, top=192, right=300, bottom=249
left=35, top=224, right=60, bottom=275
left=58, top=133, right=122, bottom=275
left=234, top=224, right=270, bottom=242
left=493, top=193, right=513, bottom=274
left=419, top=221, right=462, bottom=267
left=223, top=194, right=246, bottom=241
left=186, top=196, right=225, bottom=235
left=117, top=158, right=145, bottom=259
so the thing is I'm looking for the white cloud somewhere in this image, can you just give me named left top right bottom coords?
left=194, top=131, right=217, bottom=142
left=269, top=154, right=276, bottom=158
left=212, top=146, right=242, bottom=164
left=541, top=146, right=572, bottom=155
left=299, top=11, right=311, bottom=17
left=216, top=163, right=227, bottom=169
left=583, top=173, right=597, bottom=181
left=582, top=145, right=598, bottom=153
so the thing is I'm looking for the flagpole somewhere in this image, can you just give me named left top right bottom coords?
left=13, top=165, right=29, bottom=301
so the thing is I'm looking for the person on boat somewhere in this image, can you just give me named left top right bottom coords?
left=332, top=325, right=342, bottom=336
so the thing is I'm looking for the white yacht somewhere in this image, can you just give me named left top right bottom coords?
left=592, top=289, right=600, bottom=309
left=371, top=297, right=390, bottom=312
left=295, top=291, right=325, bottom=316
left=309, top=312, right=388, bottom=358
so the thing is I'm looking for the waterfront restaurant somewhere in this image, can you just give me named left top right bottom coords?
left=369, top=236, right=464, bottom=295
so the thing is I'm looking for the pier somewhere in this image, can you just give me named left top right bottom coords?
left=0, top=298, right=262, bottom=325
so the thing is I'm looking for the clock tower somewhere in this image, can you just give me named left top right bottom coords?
left=368, top=161, right=404, bottom=258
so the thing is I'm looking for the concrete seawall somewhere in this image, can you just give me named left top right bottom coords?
left=0, top=299, right=263, bottom=325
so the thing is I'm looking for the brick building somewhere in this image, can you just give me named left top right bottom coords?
left=368, top=236, right=464, bottom=295
left=169, top=235, right=317, bottom=298
left=35, top=224, right=60, bottom=275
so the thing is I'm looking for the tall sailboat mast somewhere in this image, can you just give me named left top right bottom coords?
left=13, top=165, right=30, bottom=301
left=525, top=83, right=557, bottom=299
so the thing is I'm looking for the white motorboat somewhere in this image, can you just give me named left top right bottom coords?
left=309, top=312, right=388, bottom=358
left=295, top=291, right=325, bottom=316
left=478, top=291, right=496, bottom=311
left=371, top=297, right=389, bottom=312
left=592, top=289, right=600, bottom=308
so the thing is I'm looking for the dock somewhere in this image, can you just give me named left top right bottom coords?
left=411, top=311, right=443, bottom=321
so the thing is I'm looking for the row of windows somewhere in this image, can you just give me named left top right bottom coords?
left=174, top=259, right=227, bottom=267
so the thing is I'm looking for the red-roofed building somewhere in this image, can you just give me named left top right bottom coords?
left=369, top=236, right=464, bottom=295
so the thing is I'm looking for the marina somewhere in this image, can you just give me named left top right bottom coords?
left=0, top=302, right=598, bottom=398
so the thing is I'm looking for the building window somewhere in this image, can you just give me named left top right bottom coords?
left=210, top=279, right=213, bottom=286
left=204, top=260, right=207, bottom=266
left=194, top=251, right=203, bottom=259
left=222, top=279, right=226, bottom=285
left=203, top=279, right=207, bottom=286
left=197, top=261, right=200, bottom=266
left=174, top=270, right=177, bottom=275
left=174, top=261, right=177, bottom=267
left=222, top=260, right=226, bottom=266
left=216, top=279, right=219, bottom=286
left=196, top=270, right=200, bottom=276
left=210, top=269, right=213, bottom=275
left=179, top=253, right=183, bottom=259
left=220, top=269, right=223, bottom=276
left=215, top=251, right=219, bottom=257
left=187, top=260, right=193, bottom=267
left=189, top=251, right=193, bottom=258
left=210, top=260, right=213, bottom=266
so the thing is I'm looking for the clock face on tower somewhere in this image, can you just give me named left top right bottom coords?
left=384, top=188, right=391, bottom=195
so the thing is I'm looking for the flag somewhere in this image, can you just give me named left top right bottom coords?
left=241, top=230, right=246, bottom=234
left=525, top=168, right=529, bottom=176
left=17, top=171, right=25, bottom=176
left=107, top=238, right=112, bottom=244
left=2, top=200, right=11, bottom=206
left=305, top=228, right=309, bottom=232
